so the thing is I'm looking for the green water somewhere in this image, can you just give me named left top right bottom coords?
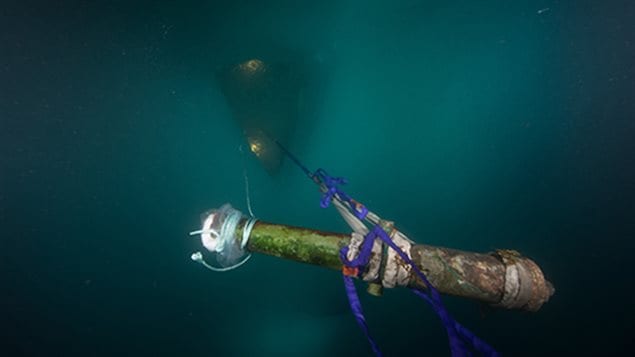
left=2, top=1, right=634, bottom=356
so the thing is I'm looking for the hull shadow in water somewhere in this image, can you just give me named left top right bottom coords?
left=216, top=43, right=331, bottom=174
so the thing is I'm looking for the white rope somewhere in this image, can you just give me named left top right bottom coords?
left=189, top=204, right=256, bottom=272
left=242, top=217, right=257, bottom=248
left=191, top=251, right=251, bottom=272
left=239, top=145, right=255, bottom=217
left=244, top=171, right=254, bottom=217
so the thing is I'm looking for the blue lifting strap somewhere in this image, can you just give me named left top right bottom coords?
left=275, top=140, right=499, bottom=356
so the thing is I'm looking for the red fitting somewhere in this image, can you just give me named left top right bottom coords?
left=342, top=266, right=359, bottom=277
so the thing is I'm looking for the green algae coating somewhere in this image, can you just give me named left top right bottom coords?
left=238, top=219, right=552, bottom=310
left=244, top=220, right=348, bottom=271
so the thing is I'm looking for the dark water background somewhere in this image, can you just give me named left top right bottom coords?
left=2, top=1, right=634, bottom=356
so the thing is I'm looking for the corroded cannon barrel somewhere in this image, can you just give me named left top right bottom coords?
left=240, top=220, right=554, bottom=312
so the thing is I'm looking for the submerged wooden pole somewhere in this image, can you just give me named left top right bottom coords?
left=238, top=219, right=554, bottom=312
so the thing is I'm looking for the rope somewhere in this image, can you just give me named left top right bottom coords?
left=189, top=204, right=257, bottom=272
left=239, top=145, right=255, bottom=217
left=191, top=251, right=251, bottom=272
left=274, top=139, right=314, bottom=180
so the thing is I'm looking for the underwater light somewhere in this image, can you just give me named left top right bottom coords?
left=237, top=58, right=266, bottom=76
left=248, top=137, right=264, bottom=157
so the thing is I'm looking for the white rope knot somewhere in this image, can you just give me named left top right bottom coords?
left=189, top=203, right=256, bottom=272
